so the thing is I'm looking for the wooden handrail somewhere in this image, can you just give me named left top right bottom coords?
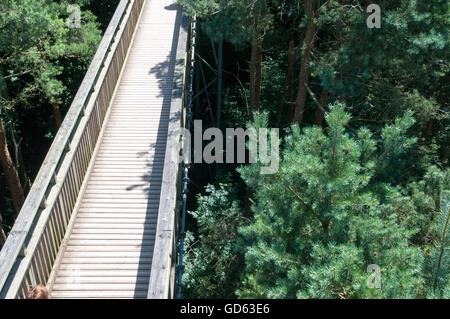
left=0, top=0, right=145, bottom=298
left=147, top=8, right=190, bottom=299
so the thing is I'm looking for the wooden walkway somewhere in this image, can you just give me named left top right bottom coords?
left=48, top=0, right=182, bottom=299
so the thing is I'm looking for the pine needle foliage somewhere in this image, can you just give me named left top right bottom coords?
left=237, top=103, right=447, bottom=298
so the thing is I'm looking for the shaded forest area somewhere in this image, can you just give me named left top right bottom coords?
left=0, top=0, right=119, bottom=245
left=179, top=0, right=449, bottom=298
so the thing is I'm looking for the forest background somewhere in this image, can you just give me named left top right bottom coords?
left=0, top=0, right=448, bottom=299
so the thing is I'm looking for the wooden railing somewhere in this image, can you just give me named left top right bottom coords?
left=0, top=0, right=145, bottom=298
left=147, top=10, right=191, bottom=299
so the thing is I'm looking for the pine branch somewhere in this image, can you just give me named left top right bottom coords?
left=305, top=83, right=325, bottom=113
left=249, top=247, right=301, bottom=265
left=2, top=70, right=32, bottom=80
left=434, top=195, right=449, bottom=292
left=287, top=185, right=329, bottom=232
left=287, top=185, right=307, bottom=206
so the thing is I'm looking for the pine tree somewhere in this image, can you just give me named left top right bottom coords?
left=237, top=103, right=436, bottom=298
left=423, top=191, right=450, bottom=298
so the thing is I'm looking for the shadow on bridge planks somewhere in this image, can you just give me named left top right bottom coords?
left=126, top=4, right=186, bottom=298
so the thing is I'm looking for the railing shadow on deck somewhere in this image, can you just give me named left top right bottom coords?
left=120, top=4, right=187, bottom=298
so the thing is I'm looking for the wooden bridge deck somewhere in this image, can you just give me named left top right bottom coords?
left=48, top=0, right=182, bottom=299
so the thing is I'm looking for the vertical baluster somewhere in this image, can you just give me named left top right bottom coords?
left=94, top=102, right=101, bottom=138
left=72, top=151, right=81, bottom=191
left=83, top=130, right=90, bottom=169
left=30, top=258, right=40, bottom=286
left=40, top=236, right=51, bottom=279
left=53, top=205, right=64, bottom=247
left=67, top=169, right=76, bottom=220
left=59, top=186, right=69, bottom=229
left=79, top=132, right=88, bottom=174
left=47, top=217, right=58, bottom=260
left=43, top=227, right=56, bottom=269
left=34, top=243, right=46, bottom=284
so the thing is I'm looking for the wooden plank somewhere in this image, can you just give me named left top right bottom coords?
left=57, top=263, right=151, bottom=270
left=68, top=234, right=155, bottom=240
left=52, top=284, right=148, bottom=291
left=85, top=177, right=162, bottom=182
left=66, top=240, right=155, bottom=246
left=70, top=228, right=156, bottom=234
left=50, top=291, right=147, bottom=298
left=82, top=190, right=160, bottom=195
left=75, top=218, right=157, bottom=224
left=60, top=258, right=153, bottom=265
left=54, top=277, right=149, bottom=284
left=62, top=251, right=153, bottom=257
left=76, top=208, right=155, bottom=213
left=56, top=270, right=150, bottom=277
left=82, top=190, right=158, bottom=196
left=88, top=171, right=163, bottom=176
left=81, top=198, right=159, bottom=204
left=89, top=170, right=161, bottom=174
left=76, top=211, right=158, bottom=216
left=64, top=246, right=149, bottom=252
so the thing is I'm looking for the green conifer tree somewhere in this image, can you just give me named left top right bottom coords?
left=237, top=103, right=436, bottom=298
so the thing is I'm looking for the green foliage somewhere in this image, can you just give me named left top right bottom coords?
left=310, top=0, right=449, bottom=169
left=237, top=104, right=447, bottom=298
left=0, top=0, right=106, bottom=238
left=181, top=0, right=449, bottom=300
left=423, top=191, right=450, bottom=298
left=259, top=56, right=287, bottom=121
left=0, top=0, right=102, bottom=109
left=178, top=0, right=273, bottom=45
left=183, top=183, right=246, bottom=298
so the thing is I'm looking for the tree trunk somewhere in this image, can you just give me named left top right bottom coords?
left=244, top=187, right=254, bottom=219
left=249, top=24, right=264, bottom=121
left=8, top=122, right=31, bottom=192
left=0, top=118, right=25, bottom=215
left=249, top=37, right=256, bottom=120
left=216, top=35, right=224, bottom=128
left=51, top=102, right=62, bottom=129
left=0, top=213, right=7, bottom=248
left=278, top=39, right=296, bottom=126
left=424, top=119, right=433, bottom=140
left=292, top=0, right=320, bottom=125
left=424, top=89, right=443, bottom=140
left=315, top=89, right=329, bottom=126
left=319, top=217, right=330, bottom=235
left=254, top=36, right=263, bottom=112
